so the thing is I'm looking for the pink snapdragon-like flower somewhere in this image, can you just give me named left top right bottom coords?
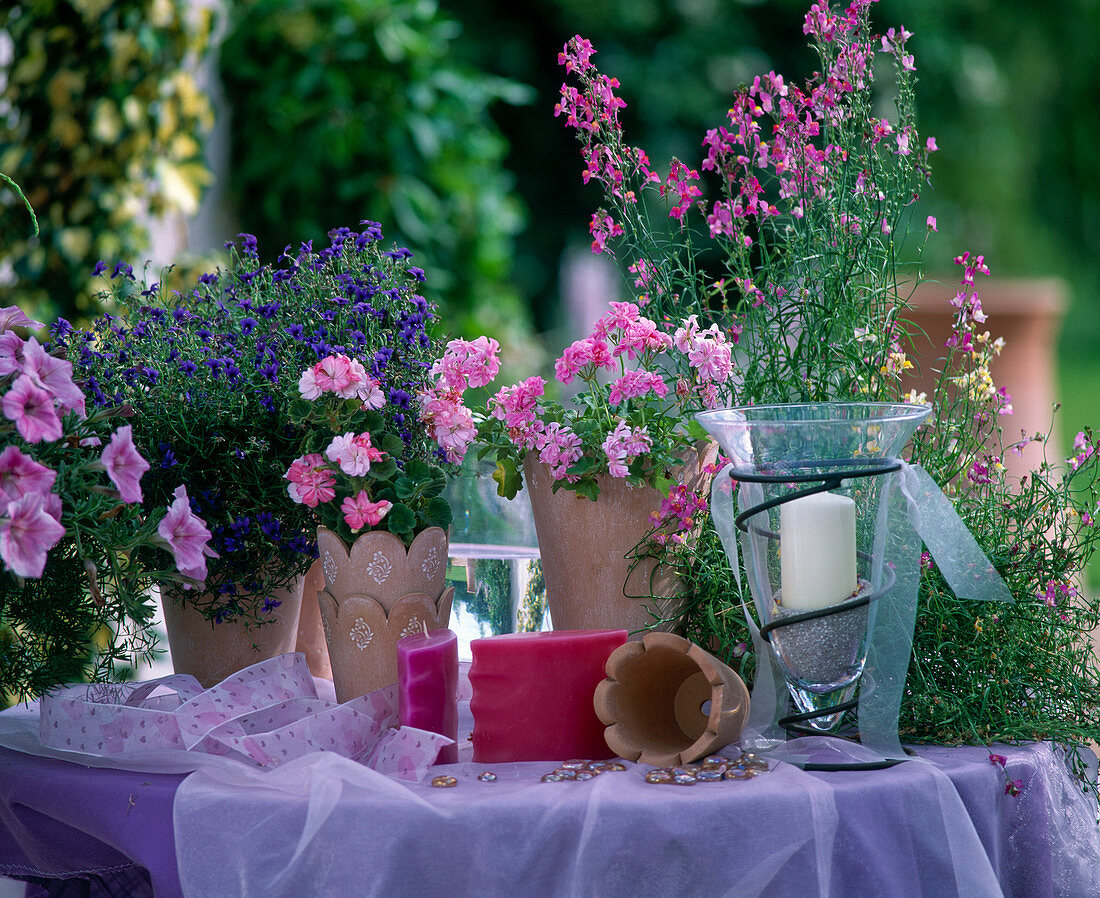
left=157, top=485, right=215, bottom=586
left=0, top=445, right=56, bottom=503
left=285, top=454, right=337, bottom=507
left=341, top=491, right=393, bottom=532
left=608, top=369, right=669, bottom=405
left=101, top=424, right=150, bottom=503
left=325, top=432, right=386, bottom=477
left=0, top=492, right=65, bottom=578
left=2, top=374, right=62, bottom=444
left=433, top=336, right=501, bottom=391
left=21, top=338, right=85, bottom=417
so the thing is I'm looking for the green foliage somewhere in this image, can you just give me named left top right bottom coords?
left=0, top=0, right=215, bottom=323
left=218, top=0, right=534, bottom=342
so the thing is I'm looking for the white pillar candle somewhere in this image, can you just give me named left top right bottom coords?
left=779, top=492, right=858, bottom=610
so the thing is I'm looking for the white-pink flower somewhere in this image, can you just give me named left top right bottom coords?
left=324, top=432, right=385, bottom=477
left=688, top=338, right=733, bottom=383
left=298, top=366, right=322, bottom=400
left=0, top=492, right=65, bottom=578
left=157, top=485, right=215, bottom=586
left=101, top=425, right=150, bottom=503
left=601, top=421, right=652, bottom=478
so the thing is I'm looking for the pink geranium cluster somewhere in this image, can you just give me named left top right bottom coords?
left=478, top=300, right=736, bottom=495
left=287, top=341, right=498, bottom=539
left=0, top=306, right=211, bottom=584
left=298, top=353, right=385, bottom=408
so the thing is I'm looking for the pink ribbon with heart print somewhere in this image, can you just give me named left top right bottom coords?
left=38, top=653, right=452, bottom=781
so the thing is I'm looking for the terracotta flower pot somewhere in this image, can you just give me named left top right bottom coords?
left=523, top=444, right=715, bottom=636
left=162, top=577, right=305, bottom=689
left=315, top=526, right=454, bottom=702
left=594, top=631, right=751, bottom=766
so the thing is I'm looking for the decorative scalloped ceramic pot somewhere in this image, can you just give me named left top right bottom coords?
left=315, top=526, right=454, bottom=702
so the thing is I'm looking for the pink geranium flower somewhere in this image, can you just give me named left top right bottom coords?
left=101, top=425, right=150, bottom=503
left=312, top=355, right=356, bottom=396
left=157, top=485, right=215, bottom=585
left=285, top=454, right=337, bottom=507
left=341, top=491, right=393, bottom=532
left=0, top=492, right=66, bottom=578
left=324, top=432, right=385, bottom=477
left=2, top=374, right=62, bottom=444
left=0, top=445, right=56, bottom=503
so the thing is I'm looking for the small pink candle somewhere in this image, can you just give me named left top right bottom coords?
left=397, top=628, right=459, bottom=765
left=470, top=629, right=627, bottom=763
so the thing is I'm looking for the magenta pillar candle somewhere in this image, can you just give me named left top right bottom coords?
left=397, top=628, right=459, bottom=765
left=469, top=629, right=628, bottom=763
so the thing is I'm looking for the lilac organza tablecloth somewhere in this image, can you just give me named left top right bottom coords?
left=1, top=676, right=1098, bottom=897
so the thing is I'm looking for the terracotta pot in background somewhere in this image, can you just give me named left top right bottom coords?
left=162, top=577, right=305, bottom=689
left=523, top=444, right=716, bottom=637
left=316, top=526, right=454, bottom=702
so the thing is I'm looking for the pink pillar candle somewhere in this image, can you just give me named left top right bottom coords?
left=397, top=628, right=459, bottom=765
left=470, top=629, right=628, bottom=763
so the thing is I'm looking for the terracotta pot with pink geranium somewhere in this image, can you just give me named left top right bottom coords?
left=473, top=301, right=733, bottom=636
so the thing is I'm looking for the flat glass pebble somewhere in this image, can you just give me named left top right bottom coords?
left=672, top=773, right=697, bottom=785
left=561, top=759, right=588, bottom=769
left=554, top=768, right=578, bottom=780
left=645, top=770, right=673, bottom=784
left=541, top=773, right=565, bottom=783
left=574, top=771, right=595, bottom=781
left=741, top=753, right=768, bottom=770
left=430, top=775, right=458, bottom=788
left=695, top=769, right=724, bottom=782
left=476, top=772, right=497, bottom=783
left=724, top=767, right=752, bottom=780
left=703, top=755, right=730, bottom=766
left=604, top=762, right=627, bottom=771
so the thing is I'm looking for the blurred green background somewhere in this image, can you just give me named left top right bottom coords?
left=1, top=0, right=1097, bottom=575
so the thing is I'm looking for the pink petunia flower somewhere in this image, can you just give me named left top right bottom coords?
left=341, top=491, right=393, bottom=532
left=0, top=306, right=45, bottom=333
left=0, top=492, right=65, bottom=578
left=0, top=445, right=56, bottom=503
left=0, top=331, right=25, bottom=377
left=157, top=485, right=215, bottom=585
left=101, top=424, right=150, bottom=503
left=2, top=374, right=62, bottom=444
left=20, top=338, right=86, bottom=417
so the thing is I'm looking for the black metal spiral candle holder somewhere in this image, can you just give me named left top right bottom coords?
left=728, top=457, right=903, bottom=767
